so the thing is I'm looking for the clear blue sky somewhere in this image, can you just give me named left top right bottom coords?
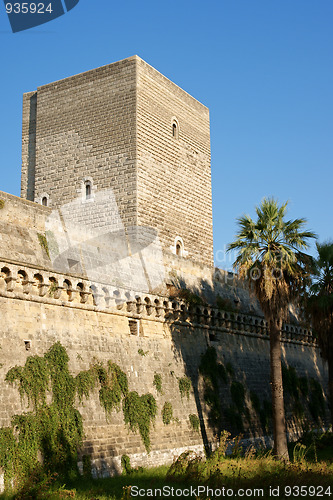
left=1, top=0, right=332, bottom=269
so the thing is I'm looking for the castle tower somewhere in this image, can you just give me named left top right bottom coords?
left=21, top=56, right=213, bottom=268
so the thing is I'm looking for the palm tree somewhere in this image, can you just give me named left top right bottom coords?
left=227, top=198, right=316, bottom=459
left=306, top=242, right=333, bottom=426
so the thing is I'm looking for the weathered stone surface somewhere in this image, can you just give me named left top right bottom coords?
left=21, top=56, right=213, bottom=268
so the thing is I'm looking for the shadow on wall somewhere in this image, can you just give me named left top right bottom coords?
left=165, top=275, right=330, bottom=453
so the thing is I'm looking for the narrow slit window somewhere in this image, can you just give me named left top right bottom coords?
left=172, top=120, right=179, bottom=139
left=173, top=123, right=177, bottom=137
left=85, top=182, right=91, bottom=200
left=42, top=197, right=48, bottom=206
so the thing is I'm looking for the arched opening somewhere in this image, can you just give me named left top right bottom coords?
left=170, top=236, right=187, bottom=258
left=172, top=119, right=179, bottom=139
left=85, top=182, right=91, bottom=200
left=42, top=197, right=48, bottom=207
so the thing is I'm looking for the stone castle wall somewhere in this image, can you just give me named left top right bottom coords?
left=0, top=191, right=329, bottom=476
left=136, top=58, right=213, bottom=267
left=20, top=56, right=213, bottom=268
left=0, top=256, right=328, bottom=475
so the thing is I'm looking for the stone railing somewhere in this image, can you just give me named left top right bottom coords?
left=0, top=259, right=316, bottom=345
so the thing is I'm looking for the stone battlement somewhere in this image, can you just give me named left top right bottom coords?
left=0, top=258, right=315, bottom=346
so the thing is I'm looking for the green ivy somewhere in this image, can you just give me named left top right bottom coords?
left=162, top=402, right=173, bottom=425
left=178, top=376, right=192, bottom=399
left=123, top=391, right=157, bottom=453
left=282, top=364, right=326, bottom=424
left=2, top=342, right=84, bottom=487
left=75, top=369, right=97, bottom=403
left=153, top=373, right=163, bottom=394
left=199, top=346, right=228, bottom=385
left=188, top=414, right=200, bottom=432
left=0, top=343, right=156, bottom=490
left=97, top=362, right=128, bottom=415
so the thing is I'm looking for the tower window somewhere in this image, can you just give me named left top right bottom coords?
left=85, top=182, right=91, bottom=199
left=42, top=197, right=48, bottom=207
left=172, top=123, right=177, bottom=137
left=172, top=119, right=179, bottom=139
left=171, top=236, right=188, bottom=258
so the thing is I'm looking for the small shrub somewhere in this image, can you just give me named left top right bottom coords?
left=0, top=199, right=4, bottom=209
left=121, top=454, right=132, bottom=475
left=48, top=281, right=58, bottom=297
left=178, top=376, right=192, bottom=399
left=189, top=414, right=200, bottom=432
left=162, top=402, right=173, bottom=425
left=138, top=348, right=148, bottom=356
left=37, top=232, right=50, bottom=258
left=153, top=373, right=163, bottom=394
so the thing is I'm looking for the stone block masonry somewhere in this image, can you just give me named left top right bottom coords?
left=0, top=192, right=329, bottom=474
left=21, top=56, right=213, bottom=268
left=0, top=254, right=329, bottom=474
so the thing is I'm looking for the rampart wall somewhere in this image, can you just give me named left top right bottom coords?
left=0, top=257, right=329, bottom=475
left=0, top=191, right=329, bottom=476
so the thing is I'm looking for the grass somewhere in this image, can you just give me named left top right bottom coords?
left=0, top=432, right=332, bottom=499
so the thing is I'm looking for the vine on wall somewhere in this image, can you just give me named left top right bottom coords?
left=0, top=342, right=157, bottom=488
left=162, top=402, right=173, bottom=425
left=123, top=392, right=157, bottom=452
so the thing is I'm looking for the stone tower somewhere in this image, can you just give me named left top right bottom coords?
left=21, top=56, right=213, bottom=268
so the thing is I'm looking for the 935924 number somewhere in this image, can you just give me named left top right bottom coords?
left=5, top=3, right=53, bottom=14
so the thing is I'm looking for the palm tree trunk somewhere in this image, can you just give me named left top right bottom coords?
left=269, top=319, right=289, bottom=460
